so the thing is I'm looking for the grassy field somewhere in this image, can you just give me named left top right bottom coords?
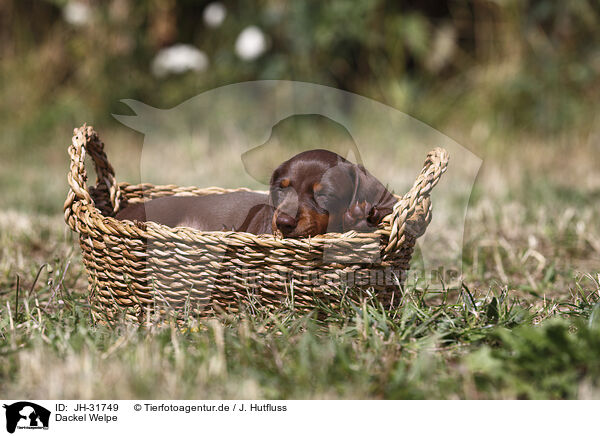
left=1, top=0, right=599, bottom=403
left=1, top=126, right=599, bottom=399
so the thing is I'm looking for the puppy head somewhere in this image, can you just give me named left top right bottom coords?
left=269, top=150, right=340, bottom=237
left=269, top=150, right=396, bottom=237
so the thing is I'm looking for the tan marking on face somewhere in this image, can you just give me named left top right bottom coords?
left=292, top=209, right=330, bottom=237
left=313, top=182, right=322, bottom=193
left=280, top=179, right=290, bottom=188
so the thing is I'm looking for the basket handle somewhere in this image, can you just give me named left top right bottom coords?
left=383, top=147, right=449, bottom=254
left=64, top=124, right=122, bottom=231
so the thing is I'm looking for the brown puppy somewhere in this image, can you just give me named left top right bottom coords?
left=116, top=150, right=396, bottom=237
left=270, top=150, right=396, bottom=237
left=116, top=191, right=272, bottom=233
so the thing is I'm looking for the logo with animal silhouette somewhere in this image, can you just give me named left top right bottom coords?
left=3, top=402, right=50, bottom=434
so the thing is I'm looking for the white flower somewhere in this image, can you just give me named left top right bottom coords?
left=151, top=44, right=209, bottom=78
left=63, top=1, right=92, bottom=26
left=203, top=2, right=226, bottom=28
left=235, top=26, right=267, bottom=61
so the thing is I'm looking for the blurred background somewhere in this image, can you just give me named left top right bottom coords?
left=2, top=0, right=599, bottom=212
left=4, top=0, right=599, bottom=135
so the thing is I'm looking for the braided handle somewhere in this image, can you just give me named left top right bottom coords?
left=383, top=147, right=449, bottom=254
left=64, top=124, right=121, bottom=231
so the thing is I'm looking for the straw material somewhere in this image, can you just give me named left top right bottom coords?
left=64, top=125, right=449, bottom=323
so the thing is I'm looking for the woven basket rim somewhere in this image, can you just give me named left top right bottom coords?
left=65, top=124, right=449, bottom=254
left=78, top=186, right=394, bottom=251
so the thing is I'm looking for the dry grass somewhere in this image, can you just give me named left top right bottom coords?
left=1, top=127, right=599, bottom=399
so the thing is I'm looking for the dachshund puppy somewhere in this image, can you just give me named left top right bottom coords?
left=116, top=150, right=396, bottom=237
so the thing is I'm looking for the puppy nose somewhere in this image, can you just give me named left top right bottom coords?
left=276, top=213, right=297, bottom=234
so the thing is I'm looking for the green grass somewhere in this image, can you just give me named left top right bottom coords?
left=1, top=264, right=599, bottom=399
left=1, top=172, right=599, bottom=398
left=0, top=121, right=599, bottom=399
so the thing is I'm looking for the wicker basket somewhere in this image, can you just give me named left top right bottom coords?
left=64, top=125, right=449, bottom=323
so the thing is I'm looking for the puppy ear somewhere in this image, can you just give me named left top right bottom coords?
left=350, top=164, right=363, bottom=205
left=343, top=164, right=394, bottom=231
left=341, top=164, right=368, bottom=232
left=349, top=163, right=373, bottom=208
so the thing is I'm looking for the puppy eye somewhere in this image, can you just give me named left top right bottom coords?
left=271, top=187, right=284, bottom=199
left=273, top=186, right=294, bottom=202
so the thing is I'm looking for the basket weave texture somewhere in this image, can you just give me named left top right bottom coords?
left=64, top=125, right=448, bottom=323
